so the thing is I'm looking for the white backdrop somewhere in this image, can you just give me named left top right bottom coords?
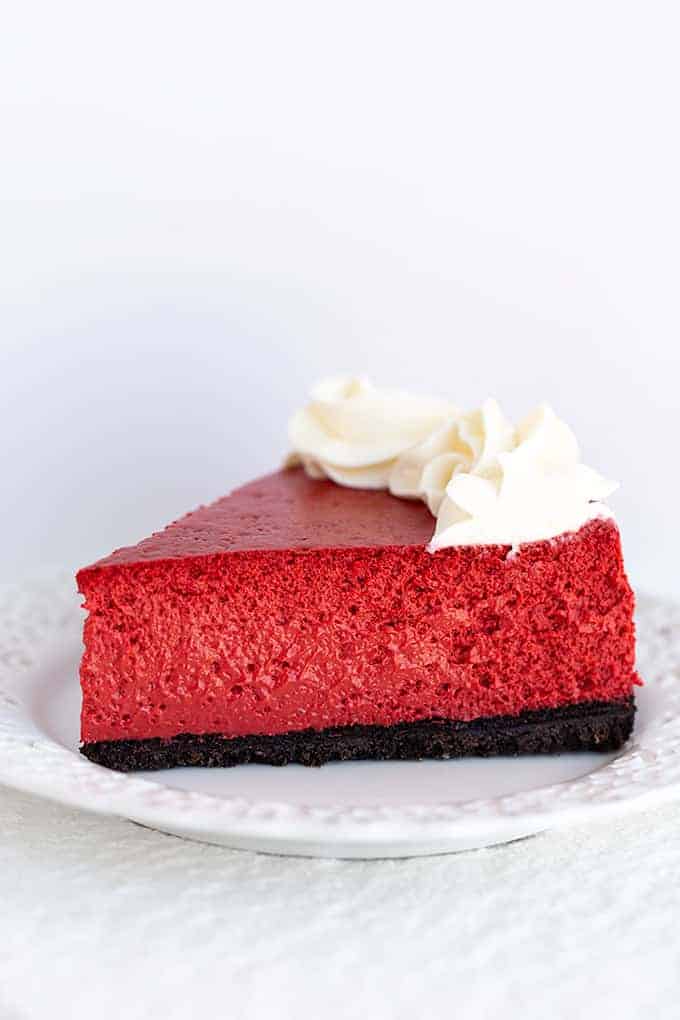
left=1, top=0, right=678, bottom=596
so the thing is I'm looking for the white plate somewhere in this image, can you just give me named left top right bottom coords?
left=1, top=573, right=679, bottom=858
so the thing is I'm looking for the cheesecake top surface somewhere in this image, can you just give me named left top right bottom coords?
left=86, top=467, right=435, bottom=569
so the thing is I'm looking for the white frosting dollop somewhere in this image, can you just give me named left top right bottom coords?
left=427, top=403, right=618, bottom=550
left=288, top=380, right=618, bottom=551
left=389, top=398, right=515, bottom=514
left=287, top=376, right=458, bottom=489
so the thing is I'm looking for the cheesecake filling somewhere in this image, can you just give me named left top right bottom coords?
left=288, top=377, right=617, bottom=551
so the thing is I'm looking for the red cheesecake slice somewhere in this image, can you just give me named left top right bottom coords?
left=77, top=467, right=638, bottom=770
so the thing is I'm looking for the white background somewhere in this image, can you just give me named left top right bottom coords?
left=1, top=0, right=679, bottom=596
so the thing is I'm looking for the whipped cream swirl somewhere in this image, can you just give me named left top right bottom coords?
left=425, top=402, right=617, bottom=549
left=287, top=376, right=458, bottom=489
left=288, top=379, right=617, bottom=551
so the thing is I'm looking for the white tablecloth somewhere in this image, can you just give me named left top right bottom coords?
left=2, top=786, right=679, bottom=1020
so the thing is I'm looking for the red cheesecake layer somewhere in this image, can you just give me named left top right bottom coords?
left=77, top=468, right=638, bottom=745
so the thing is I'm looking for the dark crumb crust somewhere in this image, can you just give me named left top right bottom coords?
left=81, top=697, right=635, bottom=772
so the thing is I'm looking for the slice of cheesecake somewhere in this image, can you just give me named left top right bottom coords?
left=78, top=466, right=638, bottom=771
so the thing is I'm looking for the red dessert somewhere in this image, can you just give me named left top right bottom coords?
left=77, top=468, right=638, bottom=770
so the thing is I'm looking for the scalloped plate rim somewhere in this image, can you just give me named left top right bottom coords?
left=1, top=573, right=679, bottom=857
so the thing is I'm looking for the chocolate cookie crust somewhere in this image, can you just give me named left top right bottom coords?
left=82, top=697, right=635, bottom=772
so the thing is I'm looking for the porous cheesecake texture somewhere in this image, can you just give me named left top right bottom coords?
left=78, top=468, right=638, bottom=746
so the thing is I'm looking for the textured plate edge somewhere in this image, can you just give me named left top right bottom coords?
left=1, top=572, right=680, bottom=853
